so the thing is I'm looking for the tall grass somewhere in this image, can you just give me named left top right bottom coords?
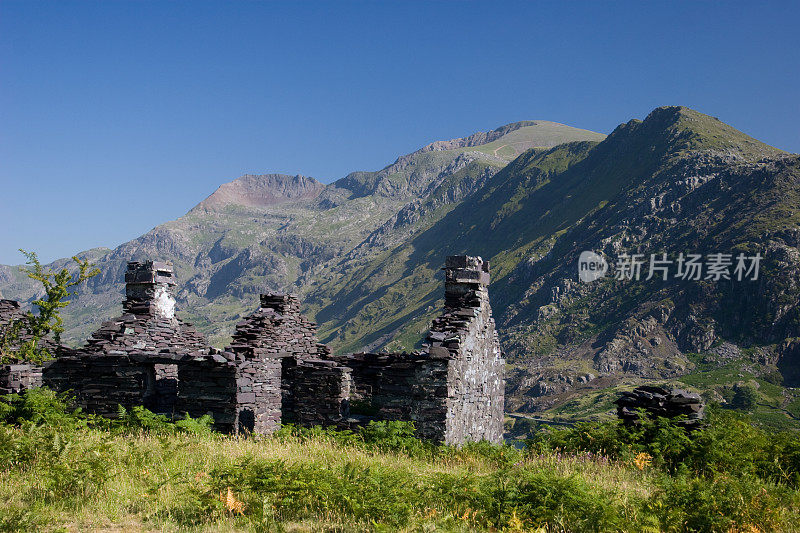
left=0, top=390, right=798, bottom=532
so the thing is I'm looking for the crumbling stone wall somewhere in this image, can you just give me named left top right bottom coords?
left=1, top=299, right=45, bottom=394
left=616, top=385, right=705, bottom=429
left=43, top=261, right=213, bottom=417
left=229, top=294, right=330, bottom=360
left=45, top=351, right=152, bottom=416
left=284, top=359, right=351, bottom=426
left=427, top=255, right=505, bottom=444
left=175, top=356, right=239, bottom=431
left=0, top=299, right=26, bottom=340
left=228, top=356, right=284, bottom=434
left=83, top=261, right=207, bottom=356
left=224, top=293, right=333, bottom=433
left=0, top=364, right=43, bottom=395
left=25, top=255, right=504, bottom=445
left=329, top=351, right=450, bottom=440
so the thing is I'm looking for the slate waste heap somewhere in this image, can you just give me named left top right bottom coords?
left=0, top=256, right=505, bottom=445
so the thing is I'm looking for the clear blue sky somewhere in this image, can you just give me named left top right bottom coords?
left=1, top=1, right=798, bottom=264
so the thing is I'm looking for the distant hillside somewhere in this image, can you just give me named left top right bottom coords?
left=0, top=119, right=605, bottom=350
left=5, top=107, right=799, bottom=429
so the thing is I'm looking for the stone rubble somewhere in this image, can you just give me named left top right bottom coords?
left=615, top=385, right=705, bottom=429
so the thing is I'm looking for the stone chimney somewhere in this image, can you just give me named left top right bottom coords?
left=443, top=255, right=490, bottom=308
left=259, top=293, right=301, bottom=315
left=123, top=261, right=176, bottom=318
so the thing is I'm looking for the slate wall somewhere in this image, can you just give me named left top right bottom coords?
left=44, top=353, right=150, bottom=416
left=425, top=255, right=505, bottom=444
left=330, top=352, right=450, bottom=441
left=0, top=364, right=43, bottom=395
left=284, top=359, right=351, bottom=427
left=8, top=256, right=506, bottom=445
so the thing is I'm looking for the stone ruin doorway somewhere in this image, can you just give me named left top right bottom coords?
left=142, top=363, right=179, bottom=415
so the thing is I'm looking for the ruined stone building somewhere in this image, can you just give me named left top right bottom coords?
left=0, top=256, right=505, bottom=445
left=0, top=299, right=46, bottom=395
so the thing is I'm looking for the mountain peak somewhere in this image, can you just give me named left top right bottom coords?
left=195, top=173, right=324, bottom=211
left=609, top=105, right=786, bottom=158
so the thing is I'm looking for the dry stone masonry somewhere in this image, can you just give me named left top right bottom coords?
left=427, top=255, right=505, bottom=443
left=615, top=385, right=705, bottom=429
left=84, top=261, right=207, bottom=356
left=0, top=363, right=43, bottom=395
left=0, top=299, right=44, bottom=394
left=5, top=256, right=505, bottom=445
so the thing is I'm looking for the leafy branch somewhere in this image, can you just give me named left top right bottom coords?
left=0, top=249, right=100, bottom=364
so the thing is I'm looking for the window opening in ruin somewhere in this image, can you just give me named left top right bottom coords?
left=142, top=363, right=179, bottom=415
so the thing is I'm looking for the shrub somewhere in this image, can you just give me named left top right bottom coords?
left=359, top=420, right=430, bottom=455
left=0, top=388, right=86, bottom=430
left=113, top=405, right=215, bottom=435
left=0, top=250, right=98, bottom=364
left=762, top=369, right=785, bottom=386
left=731, top=384, right=758, bottom=410
left=525, top=414, right=694, bottom=472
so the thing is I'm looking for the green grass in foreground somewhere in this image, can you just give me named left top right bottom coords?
left=1, top=389, right=800, bottom=532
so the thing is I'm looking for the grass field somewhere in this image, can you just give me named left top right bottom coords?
left=1, top=389, right=800, bottom=532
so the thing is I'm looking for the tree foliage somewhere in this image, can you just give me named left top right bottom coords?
left=0, top=249, right=99, bottom=364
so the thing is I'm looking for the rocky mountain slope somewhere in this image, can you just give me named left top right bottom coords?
left=4, top=107, right=799, bottom=430
left=196, top=173, right=325, bottom=210
left=0, top=120, right=604, bottom=348
left=305, top=106, right=800, bottom=430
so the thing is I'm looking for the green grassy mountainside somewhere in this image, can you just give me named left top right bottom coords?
left=0, top=119, right=603, bottom=349
left=3, top=107, right=800, bottom=431
left=307, top=107, right=800, bottom=430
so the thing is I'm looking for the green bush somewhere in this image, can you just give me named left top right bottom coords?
left=111, top=405, right=215, bottom=435
left=0, top=388, right=86, bottom=429
left=762, top=369, right=785, bottom=385
left=731, top=384, right=758, bottom=410
left=526, top=413, right=693, bottom=472
left=359, top=420, right=429, bottom=455
left=0, top=388, right=215, bottom=437
left=527, top=408, right=800, bottom=488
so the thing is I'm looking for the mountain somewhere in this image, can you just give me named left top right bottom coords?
left=196, top=174, right=325, bottom=210
left=0, top=120, right=604, bottom=348
left=305, top=106, right=800, bottom=431
left=4, top=107, right=799, bottom=431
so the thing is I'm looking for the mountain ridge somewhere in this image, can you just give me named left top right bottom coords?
left=4, top=106, right=799, bottom=430
left=0, top=117, right=606, bottom=348
left=195, top=173, right=325, bottom=211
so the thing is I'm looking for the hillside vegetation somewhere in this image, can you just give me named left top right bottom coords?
left=2, top=107, right=800, bottom=430
left=2, top=389, right=800, bottom=532
left=0, top=119, right=604, bottom=349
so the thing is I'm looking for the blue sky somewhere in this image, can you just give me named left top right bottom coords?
left=1, top=1, right=798, bottom=264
